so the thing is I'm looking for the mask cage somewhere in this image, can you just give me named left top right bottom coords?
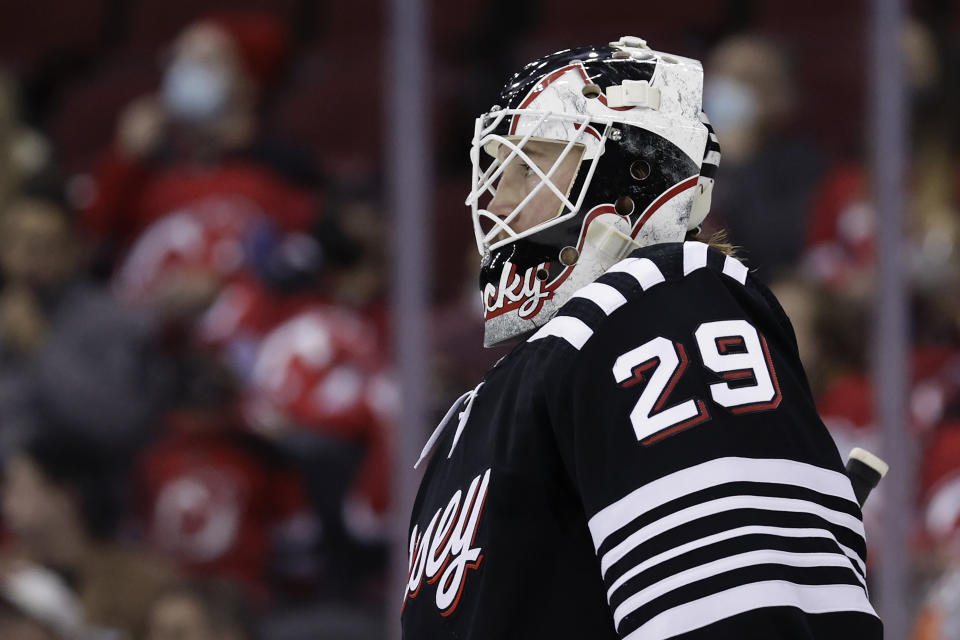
left=466, top=108, right=614, bottom=256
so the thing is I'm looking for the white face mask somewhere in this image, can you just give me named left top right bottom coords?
left=703, top=77, right=757, bottom=133
left=162, top=60, right=230, bottom=124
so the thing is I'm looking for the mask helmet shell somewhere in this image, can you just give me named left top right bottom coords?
left=471, top=41, right=714, bottom=347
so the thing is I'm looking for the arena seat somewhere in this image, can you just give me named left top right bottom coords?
left=47, top=58, right=159, bottom=173
left=123, top=0, right=301, bottom=55
left=267, top=47, right=384, bottom=178
left=313, top=0, right=384, bottom=47
left=0, top=0, right=107, bottom=71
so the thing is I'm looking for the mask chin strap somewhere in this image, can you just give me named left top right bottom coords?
left=578, top=212, right=644, bottom=268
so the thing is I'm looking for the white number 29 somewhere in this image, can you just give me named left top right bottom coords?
left=612, top=320, right=781, bottom=444
left=612, top=337, right=709, bottom=445
left=694, top=319, right=781, bottom=414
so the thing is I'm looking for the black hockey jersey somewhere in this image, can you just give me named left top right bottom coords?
left=401, top=241, right=882, bottom=639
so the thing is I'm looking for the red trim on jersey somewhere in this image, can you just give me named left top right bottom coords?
left=426, top=559, right=449, bottom=586
left=619, top=342, right=712, bottom=445
left=440, top=555, right=485, bottom=618
left=620, top=357, right=660, bottom=389
left=406, top=538, right=426, bottom=600
left=717, top=336, right=746, bottom=355
left=656, top=343, right=690, bottom=412
left=426, top=502, right=463, bottom=585
left=641, top=343, right=712, bottom=444
left=642, top=399, right=711, bottom=446
left=617, top=343, right=690, bottom=408
left=438, top=488, right=490, bottom=617
left=731, top=334, right=783, bottom=414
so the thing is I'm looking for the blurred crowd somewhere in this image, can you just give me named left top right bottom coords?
left=0, top=1, right=958, bottom=639
left=0, top=8, right=393, bottom=640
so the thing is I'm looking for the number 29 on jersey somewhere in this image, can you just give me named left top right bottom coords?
left=612, top=319, right=782, bottom=445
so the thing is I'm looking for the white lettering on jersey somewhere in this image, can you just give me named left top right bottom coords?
left=483, top=262, right=552, bottom=320
left=403, top=468, right=491, bottom=616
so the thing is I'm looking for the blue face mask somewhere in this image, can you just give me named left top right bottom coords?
left=703, top=77, right=758, bottom=132
left=161, top=60, right=229, bottom=124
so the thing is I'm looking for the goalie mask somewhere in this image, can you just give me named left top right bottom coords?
left=467, top=36, right=720, bottom=347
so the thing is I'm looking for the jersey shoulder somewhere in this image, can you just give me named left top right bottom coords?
left=526, top=241, right=759, bottom=356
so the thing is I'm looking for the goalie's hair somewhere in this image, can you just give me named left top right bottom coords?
left=685, top=227, right=738, bottom=257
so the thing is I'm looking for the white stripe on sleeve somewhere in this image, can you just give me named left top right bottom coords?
left=572, top=282, right=628, bottom=316
left=598, top=494, right=866, bottom=577
left=588, top=457, right=860, bottom=550
left=606, top=525, right=866, bottom=599
left=722, top=254, right=749, bottom=284
left=613, top=549, right=858, bottom=628
left=682, top=241, right=709, bottom=275
left=623, top=581, right=877, bottom=640
left=527, top=315, right=593, bottom=350
left=607, top=257, right=666, bottom=291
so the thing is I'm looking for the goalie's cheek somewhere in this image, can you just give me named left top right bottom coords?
left=487, top=161, right=529, bottom=214
left=518, top=165, right=577, bottom=230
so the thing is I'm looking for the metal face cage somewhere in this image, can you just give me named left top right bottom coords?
left=466, top=108, right=615, bottom=257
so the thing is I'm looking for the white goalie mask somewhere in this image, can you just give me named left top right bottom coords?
left=466, top=36, right=720, bottom=347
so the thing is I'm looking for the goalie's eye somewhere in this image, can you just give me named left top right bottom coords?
left=518, top=161, right=535, bottom=178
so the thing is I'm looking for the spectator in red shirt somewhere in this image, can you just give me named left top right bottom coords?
left=802, top=20, right=959, bottom=294
left=136, top=353, right=316, bottom=601
left=82, top=12, right=320, bottom=280
left=910, top=421, right=960, bottom=640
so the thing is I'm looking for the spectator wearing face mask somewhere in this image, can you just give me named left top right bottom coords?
left=81, top=12, right=321, bottom=278
left=702, top=34, right=825, bottom=282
